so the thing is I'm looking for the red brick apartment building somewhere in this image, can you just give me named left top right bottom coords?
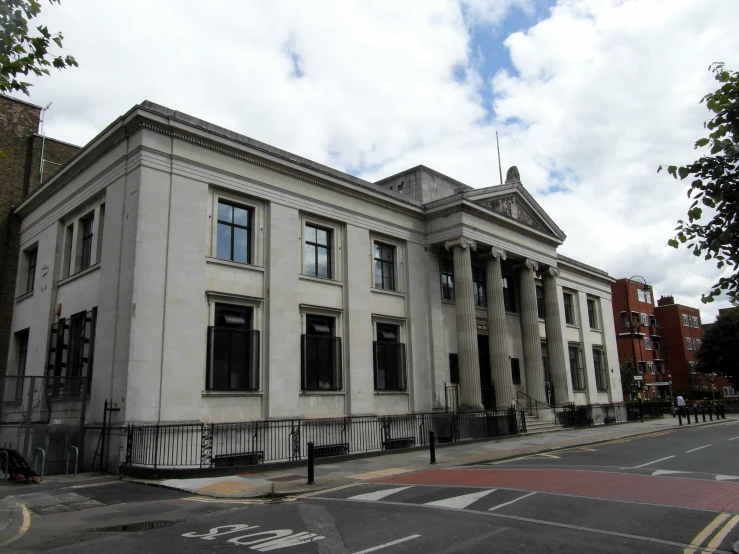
left=655, top=296, right=731, bottom=399
left=611, top=278, right=667, bottom=399
left=0, top=95, right=79, bottom=377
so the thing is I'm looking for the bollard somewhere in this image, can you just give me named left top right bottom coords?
left=429, top=431, right=437, bottom=465
left=709, top=405, right=713, bottom=421
left=66, top=446, right=79, bottom=477
left=677, top=412, right=683, bottom=426
left=0, top=450, right=8, bottom=482
left=306, top=442, right=315, bottom=485
left=701, top=406, right=706, bottom=422
left=693, top=406, right=698, bottom=423
left=721, top=404, right=726, bottom=420
left=686, top=409, right=691, bottom=424
left=34, top=447, right=45, bottom=482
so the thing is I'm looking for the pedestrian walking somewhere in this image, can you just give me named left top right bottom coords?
left=677, top=394, right=686, bottom=417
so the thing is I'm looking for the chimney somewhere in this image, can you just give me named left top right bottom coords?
left=657, top=295, right=675, bottom=306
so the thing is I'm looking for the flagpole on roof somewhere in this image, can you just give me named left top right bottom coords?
left=496, top=131, right=503, bottom=185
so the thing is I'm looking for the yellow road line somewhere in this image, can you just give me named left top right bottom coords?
left=683, top=512, right=730, bottom=554
left=705, top=514, right=739, bottom=552
left=301, top=483, right=361, bottom=497
left=0, top=504, right=31, bottom=548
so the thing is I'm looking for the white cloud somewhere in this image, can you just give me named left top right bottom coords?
left=11, top=0, right=739, bottom=321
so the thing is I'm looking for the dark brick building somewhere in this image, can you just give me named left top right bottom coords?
left=611, top=278, right=667, bottom=399
left=0, top=95, right=79, bottom=377
left=655, top=296, right=731, bottom=399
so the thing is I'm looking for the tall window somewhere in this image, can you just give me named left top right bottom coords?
left=637, top=289, right=645, bottom=302
left=374, top=323, right=406, bottom=391
left=685, top=337, right=693, bottom=350
left=563, top=293, right=575, bottom=325
left=304, top=224, right=331, bottom=279
left=25, top=247, right=37, bottom=293
left=373, top=242, right=395, bottom=290
left=473, top=267, right=486, bottom=307
left=568, top=344, right=585, bottom=390
left=441, top=259, right=454, bottom=300
left=653, top=340, right=661, bottom=352
left=682, top=314, right=689, bottom=326
left=511, top=357, right=521, bottom=385
left=640, top=313, right=648, bottom=326
left=536, top=285, right=545, bottom=318
left=644, top=337, right=652, bottom=350
left=302, top=315, right=342, bottom=390
left=15, top=330, right=29, bottom=400
left=47, top=309, right=97, bottom=397
left=637, top=361, right=646, bottom=374
left=449, top=353, right=459, bottom=384
left=647, top=361, right=655, bottom=374
left=593, top=347, right=608, bottom=391
left=691, top=315, right=699, bottom=327
left=217, top=200, right=251, bottom=264
left=79, top=214, right=94, bottom=270
left=503, top=276, right=516, bottom=312
left=64, top=223, right=74, bottom=277
left=587, top=298, right=598, bottom=329
left=207, top=304, right=259, bottom=391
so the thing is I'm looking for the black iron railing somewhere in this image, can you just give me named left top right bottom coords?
left=123, top=409, right=526, bottom=469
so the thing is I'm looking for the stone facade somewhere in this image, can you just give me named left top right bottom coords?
left=4, top=101, right=623, bottom=468
left=0, top=95, right=78, bottom=378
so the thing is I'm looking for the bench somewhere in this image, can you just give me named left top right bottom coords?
left=382, top=437, right=415, bottom=450
left=312, top=443, right=349, bottom=458
left=213, top=451, right=264, bottom=468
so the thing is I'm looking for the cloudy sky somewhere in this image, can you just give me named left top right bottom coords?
left=10, top=0, right=739, bottom=321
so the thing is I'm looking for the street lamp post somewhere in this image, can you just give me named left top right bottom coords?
left=624, top=276, right=652, bottom=400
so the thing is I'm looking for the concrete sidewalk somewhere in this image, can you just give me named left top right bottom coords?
left=125, top=415, right=738, bottom=499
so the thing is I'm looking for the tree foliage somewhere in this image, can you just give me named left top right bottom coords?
left=619, top=359, right=641, bottom=399
left=0, top=0, right=77, bottom=96
left=659, top=63, right=739, bottom=304
left=697, top=308, right=739, bottom=385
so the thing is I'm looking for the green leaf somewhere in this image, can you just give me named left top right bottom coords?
left=667, top=166, right=677, bottom=177
left=667, top=239, right=679, bottom=248
left=678, top=167, right=690, bottom=180
left=695, top=138, right=710, bottom=148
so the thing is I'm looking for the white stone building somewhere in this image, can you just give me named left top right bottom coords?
left=4, top=102, right=622, bottom=465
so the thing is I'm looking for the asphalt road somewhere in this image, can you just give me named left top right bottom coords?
left=1, top=420, right=737, bottom=553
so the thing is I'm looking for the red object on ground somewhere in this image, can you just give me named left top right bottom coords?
left=376, top=469, right=739, bottom=513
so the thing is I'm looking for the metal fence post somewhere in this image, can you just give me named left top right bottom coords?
left=1, top=450, right=8, bottom=482
left=677, top=411, right=682, bottom=426
left=701, top=406, right=706, bottom=422
left=429, top=431, right=436, bottom=465
left=66, top=446, right=79, bottom=477
left=306, top=442, right=315, bottom=485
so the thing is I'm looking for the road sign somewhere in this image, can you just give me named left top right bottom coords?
left=652, top=381, right=669, bottom=386
left=633, top=375, right=643, bottom=381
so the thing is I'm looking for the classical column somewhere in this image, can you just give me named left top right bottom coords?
left=542, top=267, right=570, bottom=405
left=485, top=247, right=515, bottom=407
left=518, top=258, right=547, bottom=403
left=445, top=237, right=483, bottom=411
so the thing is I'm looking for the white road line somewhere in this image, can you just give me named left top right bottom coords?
left=424, top=489, right=497, bottom=509
left=685, top=445, right=712, bottom=453
left=488, top=492, right=536, bottom=512
left=652, top=470, right=689, bottom=476
left=729, top=437, right=739, bottom=441
left=715, top=475, right=739, bottom=481
left=633, top=455, right=675, bottom=468
left=705, top=515, right=739, bottom=552
left=351, top=534, right=421, bottom=554
left=348, top=486, right=413, bottom=501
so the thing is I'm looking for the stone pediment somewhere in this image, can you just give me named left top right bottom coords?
left=473, top=195, right=547, bottom=234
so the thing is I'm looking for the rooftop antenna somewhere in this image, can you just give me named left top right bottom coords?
left=39, top=102, right=52, bottom=184
left=496, top=131, right=503, bottom=185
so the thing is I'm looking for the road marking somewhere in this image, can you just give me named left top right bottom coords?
left=632, top=455, right=675, bottom=468
left=348, top=468, right=413, bottom=480
left=488, top=492, right=536, bottom=512
left=423, top=489, right=496, bottom=509
left=351, top=534, right=421, bottom=554
left=685, top=445, right=712, bottom=453
left=683, top=512, right=730, bottom=554
left=348, top=486, right=413, bottom=501
left=533, top=454, right=561, bottom=459
left=715, top=475, right=739, bottom=481
left=0, top=504, right=31, bottom=548
left=729, top=437, right=739, bottom=441
left=652, top=470, right=690, bottom=476
left=301, top=484, right=361, bottom=498
left=706, top=515, right=739, bottom=552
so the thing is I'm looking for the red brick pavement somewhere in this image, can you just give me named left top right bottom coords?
left=377, top=469, right=739, bottom=513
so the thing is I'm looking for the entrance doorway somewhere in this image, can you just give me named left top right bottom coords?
left=478, top=335, right=495, bottom=411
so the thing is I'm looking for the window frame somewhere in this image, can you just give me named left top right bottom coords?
left=637, top=289, right=645, bottom=302
left=24, top=246, right=38, bottom=294
left=303, top=223, right=332, bottom=279
left=682, top=314, right=689, bottom=326
left=207, top=303, right=259, bottom=391
left=568, top=343, right=586, bottom=391
left=215, top=199, right=253, bottom=265
left=685, top=337, right=693, bottom=350
left=644, top=337, right=652, bottom=350
left=472, top=266, right=486, bottom=307
left=587, top=298, right=599, bottom=330
left=511, top=357, right=521, bottom=385
left=373, top=321, right=407, bottom=391
left=563, top=292, right=576, bottom=325
left=79, top=212, right=95, bottom=271
left=647, top=361, right=655, bottom=374
left=302, top=312, right=342, bottom=391
left=373, top=241, right=396, bottom=291
left=502, top=274, right=517, bottom=313
left=14, top=329, right=29, bottom=400
left=536, top=284, right=545, bottom=319
left=592, top=346, right=608, bottom=391
left=440, top=258, right=454, bottom=301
